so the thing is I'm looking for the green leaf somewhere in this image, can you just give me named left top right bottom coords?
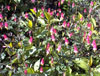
left=36, top=10, right=42, bottom=17
left=27, top=68, right=35, bottom=74
left=44, top=11, right=51, bottom=23
left=8, top=71, right=12, bottom=76
left=28, top=20, right=33, bottom=28
left=89, top=56, right=93, bottom=67
left=30, top=9, right=36, bottom=15
left=91, top=17, right=96, bottom=27
left=50, top=18, right=60, bottom=24
left=37, top=18, right=46, bottom=26
left=11, top=58, right=18, bottom=64
left=73, top=58, right=89, bottom=71
left=34, top=59, right=40, bottom=72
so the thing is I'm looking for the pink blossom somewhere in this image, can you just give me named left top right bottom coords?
left=40, top=66, right=43, bottom=73
left=57, top=43, right=61, bottom=53
left=14, top=18, right=17, bottom=22
left=89, top=8, right=93, bottom=13
left=41, top=58, right=44, bottom=66
left=25, top=63, right=28, bottom=67
left=46, top=43, right=50, bottom=55
left=41, top=13, right=44, bottom=18
left=93, top=45, right=97, bottom=51
left=72, top=2, right=75, bottom=8
left=24, top=69, right=27, bottom=75
left=65, top=37, right=69, bottom=45
left=58, top=1, right=61, bottom=7
left=58, top=9, right=61, bottom=13
left=83, top=32, right=86, bottom=42
left=0, top=22, right=3, bottom=29
left=92, top=40, right=96, bottom=46
left=90, top=1, right=94, bottom=6
left=87, top=23, right=91, bottom=29
left=51, top=57, right=54, bottom=65
left=74, top=45, right=78, bottom=54
left=3, top=34, right=8, bottom=40
left=33, top=7, right=36, bottom=12
left=29, top=36, right=33, bottom=44
left=41, top=7, right=44, bottom=11
left=4, top=22, right=8, bottom=29
left=61, top=0, right=64, bottom=4
left=50, top=11, right=53, bottom=16
left=72, top=15, right=75, bottom=21
left=68, top=33, right=73, bottom=38
left=48, top=8, right=50, bottom=13
left=84, top=8, right=87, bottom=13
left=6, top=5, right=10, bottom=11
left=77, top=27, right=80, bottom=31
left=60, top=13, right=64, bottom=20
left=25, top=12, right=28, bottom=19
left=31, top=0, right=35, bottom=3
left=67, top=22, right=70, bottom=28
left=51, top=34, right=55, bottom=41
left=56, top=13, right=59, bottom=17
left=62, top=21, right=66, bottom=28
left=50, top=27, right=57, bottom=35
left=0, top=13, right=3, bottom=19
left=88, top=31, right=92, bottom=36
left=68, top=1, right=70, bottom=6
left=86, top=35, right=90, bottom=45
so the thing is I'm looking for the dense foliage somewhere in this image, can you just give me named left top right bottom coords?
left=0, top=0, right=100, bottom=76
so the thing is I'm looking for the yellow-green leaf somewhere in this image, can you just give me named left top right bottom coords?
left=30, top=9, right=36, bottom=15
left=28, top=20, right=33, bottom=28
left=89, top=56, right=93, bottom=67
left=27, top=68, right=34, bottom=74
left=91, top=17, right=96, bottom=27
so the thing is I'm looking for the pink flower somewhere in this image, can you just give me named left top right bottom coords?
left=83, top=32, right=86, bottom=42
left=62, top=21, right=66, bottom=28
left=0, top=13, right=3, bottom=19
left=33, top=7, right=36, bottom=12
left=72, top=2, right=75, bottom=8
left=14, top=18, right=17, bottom=22
left=46, top=43, right=50, bottom=55
left=6, top=5, right=10, bottom=11
left=56, top=13, right=59, bottom=17
left=24, top=69, right=27, bottom=75
left=25, top=63, right=28, bottom=67
left=31, top=0, right=35, bottom=3
left=86, top=35, right=90, bottom=45
left=41, top=13, right=44, bottom=18
left=61, top=0, right=64, bottom=4
left=29, top=36, right=33, bottom=44
left=58, top=9, right=61, bottom=13
left=25, top=12, right=28, bottom=19
left=57, top=43, right=61, bottom=53
left=58, top=1, right=61, bottom=7
left=0, top=22, right=3, bottom=29
left=51, top=57, right=54, bottom=65
left=90, top=1, right=94, bottom=6
left=84, top=8, right=87, bottom=13
left=4, top=22, right=8, bottom=29
left=68, top=1, right=70, bottom=6
left=89, top=8, right=93, bottom=13
left=72, top=15, right=75, bottom=21
left=60, top=13, right=64, bottom=20
left=67, top=22, right=70, bottom=28
left=74, top=45, right=78, bottom=54
left=68, top=33, right=73, bottom=38
left=41, top=7, right=44, bottom=11
left=88, top=30, right=92, bottom=37
left=40, top=66, right=43, bottom=73
left=41, top=58, right=44, bottom=66
left=65, top=37, right=69, bottom=45
left=87, top=23, right=91, bottom=29
left=51, top=34, right=55, bottom=41
left=3, top=34, right=8, bottom=40
left=92, top=40, right=96, bottom=46
left=50, top=11, right=53, bottom=16
left=92, top=40, right=97, bottom=51
left=48, top=8, right=50, bottom=13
